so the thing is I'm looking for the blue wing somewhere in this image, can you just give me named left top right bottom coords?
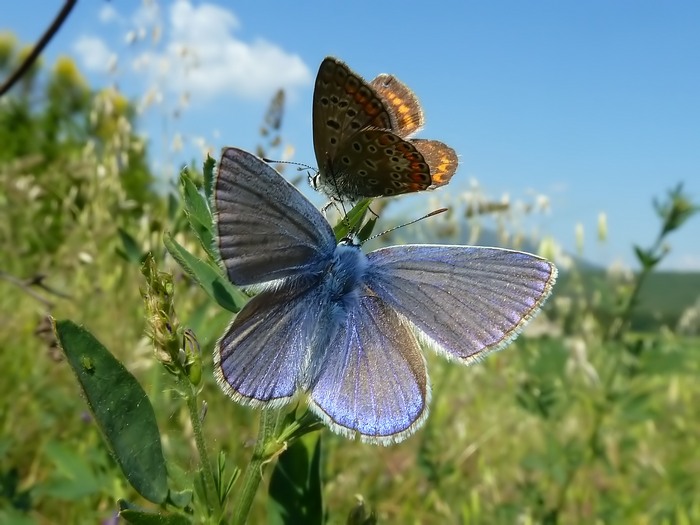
left=365, top=245, right=557, bottom=363
left=215, top=148, right=336, bottom=285
left=309, top=295, right=429, bottom=445
left=215, top=280, right=328, bottom=406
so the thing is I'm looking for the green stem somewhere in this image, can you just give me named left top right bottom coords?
left=549, top=229, right=666, bottom=521
left=184, top=381, right=221, bottom=519
left=231, top=409, right=280, bottom=525
left=608, top=231, right=664, bottom=342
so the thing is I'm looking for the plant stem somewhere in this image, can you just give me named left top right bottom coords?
left=184, top=381, right=221, bottom=519
left=231, top=409, right=279, bottom=525
left=548, top=229, right=666, bottom=521
left=0, top=0, right=78, bottom=97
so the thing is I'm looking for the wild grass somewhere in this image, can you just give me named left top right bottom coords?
left=1, top=33, right=699, bottom=524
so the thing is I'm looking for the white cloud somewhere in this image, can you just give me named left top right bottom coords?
left=73, top=36, right=115, bottom=72
left=98, top=4, right=120, bottom=24
left=674, top=254, right=700, bottom=271
left=134, top=0, right=311, bottom=101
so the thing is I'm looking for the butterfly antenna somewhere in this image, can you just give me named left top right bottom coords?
left=262, top=157, right=315, bottom=173
left=363, top=208, right=448, bottom=243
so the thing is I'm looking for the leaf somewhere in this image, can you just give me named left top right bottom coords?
left=54, top=320, right=168, bottom=504
left=617, top=388, right=655, bottom=423
left=167, top=488, right=193, bottom=509
left=164, top=232, right=247, bottom=313
left=119, top=500, right=191, bottom=525
left=346, top=497, right=377, bottom=525
left=203, top=155, right=216, bottom=202
left=634, top=245, right=661, bottom=270
left=39, top=441, right=108, bottom=500
left=180, top=170, right=216, bottom=260
left=268, top=435, right=323, bottom=525
left=214, top=450, right=240, bottom=505
left=639, top=347, right=691, bottom=375
left=0, top=509, right=34, bottom=525
left=168, top=192, right=180, bottom=224
left=0, top=467, right=31, bottom=511
left=515, top=341, right=567, bottom=419
left=357, top=216, right=378, bottom=243
left=117, top=227, right=145, bottom=265
left=333, top=198, right=373, bottom=241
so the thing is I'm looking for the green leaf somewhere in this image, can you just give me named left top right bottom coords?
left=180, top=170, right=216, bottom=260
left=117, top=227, right=145, bottom=265
left=39, top=441, right=109, bottom=500
left=268, top=435, right=323, bottom=525
left=634, top=245, right=661, bottom=270
left=168, top=192, right=180, bottom=224
left=514, top=342, right=567, bottom=419
left=0, top=466, right=31, bottom=511
left=203, top=154, right=216, bottom=202
left=617, top=388, right=655, bottom=422
left=167, top=488, right=194, bottom=509
left=357, top=216, right=378, bottom=243
left=164, top=232, right=247, bottom=313
left=119, top=499, right=191, bottom=525
left=639, top=347, right=691, bottom=375
left=214, top=450, right=240, bottom=505
left=333, top=198, right=373, bottom=241
left=120, top=511, right=191, bottom=525
left=54, top=320, right=168, bottom=504
left=655, top=182, right=700, bottom=235
left=0, top=509, right=34, bottom=525
left=346, top=497, right=377, bottom=525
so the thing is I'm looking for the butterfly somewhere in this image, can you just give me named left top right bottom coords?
left=311, top=57, right=459, bottom=201
left=214, top=147, right=557, bottom=445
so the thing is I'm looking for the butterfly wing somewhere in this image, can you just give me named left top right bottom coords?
left=365, top=245, right=557, bottom=362
left=369, top=75, right=458, bottom=188
left=320, top=129, right=433, bottom=199
left=215, top=280, right=328, bottom=405
left=308, top=295, right=429, bottom=445
left=312, top=57, right=393, bottom=173
left=215, top=147, right=335, bottom=285
left=369, top=73, right=425, bottom=137
left=411, top=139, right=459, bottom=189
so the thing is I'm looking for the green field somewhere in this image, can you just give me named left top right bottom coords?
left=2, top=36, right=700, bottom=525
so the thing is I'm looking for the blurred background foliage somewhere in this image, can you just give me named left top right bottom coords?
left=1, top=25, right=699, bottom=525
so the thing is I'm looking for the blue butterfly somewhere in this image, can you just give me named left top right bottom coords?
left=214, top=147, right=557, bottom=445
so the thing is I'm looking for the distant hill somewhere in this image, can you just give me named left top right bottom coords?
left=556, top=270, right=700, bottom=330
left=367, top=217, right=699, bottom=330
left=366, top=216, right=599, bottom=268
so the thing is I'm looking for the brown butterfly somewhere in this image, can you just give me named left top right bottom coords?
left=311, top=57, right=458, bottom=201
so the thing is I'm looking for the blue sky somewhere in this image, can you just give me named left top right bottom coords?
left=4, top=0, right=699, bottom=270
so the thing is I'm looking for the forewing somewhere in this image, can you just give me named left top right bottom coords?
left=214, top=281, right=325, bottom=405
left=215, top=148, right=335, bottom=285
left=411, top=139, right=459, bottom=189
left=369, top=73, right=425, bottom=137
left=312, top=57, right=392, bottom=171
left=366, top=245, right=557, bottom=362
left=309, top=295, right=429, bottom=445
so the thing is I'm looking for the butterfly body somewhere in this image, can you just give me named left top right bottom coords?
left=215, top=148, right=557, bottom=444
left=311, top=57, right=458, bottom=201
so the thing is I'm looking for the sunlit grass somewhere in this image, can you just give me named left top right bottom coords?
left=2, top=27, right=699, bottom=524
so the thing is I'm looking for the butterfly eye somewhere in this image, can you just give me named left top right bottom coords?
left=338, top=237, right=359, bottom=247
left=309, top=172, right=320, bottom=190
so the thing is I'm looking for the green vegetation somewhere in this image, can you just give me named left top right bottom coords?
left=2, top=32, right=700, bottom=524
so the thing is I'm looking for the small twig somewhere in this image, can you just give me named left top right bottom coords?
left=0, top=270, right=54, bottom=307
left=28, top=274, right=73, bottom=300
left=0, top=0, right=78, bottom=97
